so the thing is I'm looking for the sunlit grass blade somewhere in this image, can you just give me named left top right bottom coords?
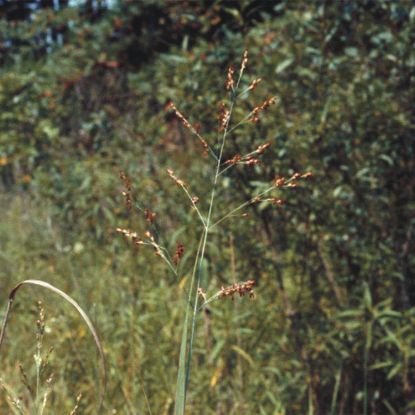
left=0, top=279, right=107, bottom=411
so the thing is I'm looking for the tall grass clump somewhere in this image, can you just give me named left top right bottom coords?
left=0, top=281, right=105, bottom=413
left=116, top=51, right=312, bottom=413
left=0, top=301, right=84, bottom=415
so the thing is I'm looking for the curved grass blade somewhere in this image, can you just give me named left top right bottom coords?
left=0, top=279, right=106, bottom=411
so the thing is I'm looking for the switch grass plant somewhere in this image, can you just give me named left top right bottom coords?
left=117, top=51, right=311, bottom=414
left=0, top=51, right=311, bottom=413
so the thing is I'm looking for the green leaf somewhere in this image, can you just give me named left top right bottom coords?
left=275, top=58, right=294, bottom=74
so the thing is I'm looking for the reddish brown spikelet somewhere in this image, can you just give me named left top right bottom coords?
left=119, top=170, right=132, bottom=210
left=256, top=142, right=271, bottom=155
left=168, top=102, right=209, bottom=155
left=248, top=78, right=262, bottom=91
left=144, top=230, right=154, bottom=241
left=274, top=177, right=286, bottom=187
left=145, top=208, right=156, bottom=224
left=225, top=66, right=234, bottom=90
left=250, top=96, right=278, bottom=122
left=200, top=137, right=209, bottom=156
left=218, top=102, right=230, bottom=131
left=302, top=172, right=313, bottom=179
left=224, top=154, right=242, bottom=165
left=168, top=102, right=192, bottom=130
left=116, top=227, right=143, bottom=245
left=173, top=241, right=184, bottom=265
left=271, top=198, right=284, bottom=206
left=119, top=171, right=131, bottom=190
left=240, top=50, right=248, bottom=74
left=220, top=279, right=256, bottom=300
left=245, top=156, right=260, bottom=166
left=167, top=168, right=185, bottom=187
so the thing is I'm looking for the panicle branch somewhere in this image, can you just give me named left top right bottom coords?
left=167, top=102, right=212, bottom=158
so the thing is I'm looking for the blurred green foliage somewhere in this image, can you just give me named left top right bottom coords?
left=1, top=1, right=414, bottom=414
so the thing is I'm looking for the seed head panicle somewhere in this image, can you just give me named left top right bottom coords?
left=168, top=102, right=192, bottom=130
left=173, top=241, right=184, bottom=266
left=218, top=102, right=230, bottom=132
left=256, top=142, right=271, bottom=155
left=240, top=50, right=248, bottom=76
left=119, top=170, right=133, bottom=210
left=168, top=101, right=209, bottom=155
left=244, top=156, right=260, bottom=166
left=144, top=208, right=156, bottom=224
left=248, top=78, right=262, bottom=91
left=200, top=137, right=209, bottom=156
left=119, top=171, right=131, bottom=191
left=225, top=66, right=234, bottom=91
left=116, top=227, right=144, bottom=246
left=274, top=177, right=286, bottom=187
left=250, top=96, right=279, bottom=123
left=220, top=280, right=256, bottom=300
left=224, top=154, right=242, bottom=165
left=274, top=171, right=313, bottom=188
left=167, top=168, right=186, bottom=188
left=36, top=300, right=45, bottom=337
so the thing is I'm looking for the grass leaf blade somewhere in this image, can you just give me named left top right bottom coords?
left=174, top=306, right=189, bottom=415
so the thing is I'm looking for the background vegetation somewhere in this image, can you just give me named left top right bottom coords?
left=1, top=1, right=414, bottom=414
